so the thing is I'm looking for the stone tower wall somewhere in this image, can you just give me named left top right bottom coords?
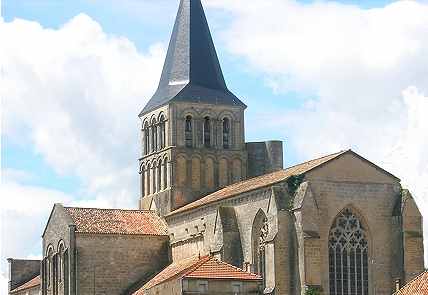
left=247, top=141, right=283, bottom=178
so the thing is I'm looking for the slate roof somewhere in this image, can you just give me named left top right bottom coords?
left=139, top=0, right=245, bottom=116
left=133, top=256, right=261, bottom=294
left=10, top=275, right=40, bottom=294
left=64, top=207, right=168, bottom=236
left=167, top=150, right=348, bottom=216
left=394, top=271, right=428, bottom=295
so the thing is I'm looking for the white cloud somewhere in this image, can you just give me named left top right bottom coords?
left=207, top=0, right=428, bottom=262
left=0, top=13, right=165, bottom=282
left=0, top=177, right=72, bottom=287
left=0, top=14, right=165, bottom=208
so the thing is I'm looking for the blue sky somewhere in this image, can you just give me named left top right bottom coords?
left=1, top=0, right=398, bottom=196
left=1, top=0, right=428, bottom=292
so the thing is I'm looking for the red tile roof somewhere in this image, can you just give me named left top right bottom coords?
left=64, top=207, right=168, bottom=236
left=167, top=150, right=347, bottom=216
left=395, top=271, right=428, bottom=295
left=133, top=256, right=261, bottom=294
left=10, top=275, right=40, bottom=293
left=184, top=257, right=262, bottom=281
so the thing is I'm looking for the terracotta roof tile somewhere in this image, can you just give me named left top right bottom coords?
left=10, top=275, right=40, bottom=293
left=133, top=256, right=261, bottom=294
left=167, top=150, right=347, bottom=216
left=64, top=207, right=168, bottom=236
left=395, top=271, right=428, bottom=295
left=184, top=257, right=262, bottom=281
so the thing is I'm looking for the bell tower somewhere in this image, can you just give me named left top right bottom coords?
left=138, top=0, right=247, bottom=216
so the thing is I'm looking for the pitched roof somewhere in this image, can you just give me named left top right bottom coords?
left=139, top=0, right=245, bottom=116
left=394, top=271, right=428, bottom=295
left=10, top=275, right=40, bottom=294
left=133, top=256, right=261, bottom=294
left=184, top=257, right=262, bottom=281
left=64, top=207, right=168, bottom=236
left=167, top=150, right=347, bottom=216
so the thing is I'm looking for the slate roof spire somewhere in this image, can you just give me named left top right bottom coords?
left=139, top=0, right=246, bottom=116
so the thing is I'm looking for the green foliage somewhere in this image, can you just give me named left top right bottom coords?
left=285, top=174, right=305, bottom=209
left=287, top=174, right=305, bottom=195
left=305, top=286, right=321, bottom=295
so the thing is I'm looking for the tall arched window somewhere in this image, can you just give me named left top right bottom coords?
left=159, top=115, right=166, bottom=149
left=151, top=119, right=157, bottom=153
left=152, top=162, right=157, bottom=193
left=185, top=116, right=193, bottom=148
left=157, top=161, right=162, bottom=192
left=252, top=210, right=268, bottom=288
left=329, top=208, right=368, bottom=295
left=140, top=165, right=145, bottom=197
left=58, top=243, right=64, bottom=283
left=163, top=158, right=168, bottom=190
left=144, top=122, right=150, bottom=155
left=223, top=118, right=230, bottom=149
left=203, top=117, right=211, bottom=147
left=47, top=247, right=53, bottom=287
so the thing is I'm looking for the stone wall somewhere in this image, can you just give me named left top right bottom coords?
left=247, top=141, right=283, bottom=178
left=7, top=259, right=40, bottom=292
left=42, top=204, right=75, bottom=295
left=75, top=233, right=169, bottom=295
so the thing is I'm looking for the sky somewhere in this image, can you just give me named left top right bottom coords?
left=1, top=0, right=428, bottom=293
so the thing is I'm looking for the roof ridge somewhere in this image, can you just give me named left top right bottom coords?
left=283, top=149, right=347, bottom=171
left=202, top=258, right=261, bottom=278
left=64, top=207, right=156, bottom=213
left=167, top=150, right=348, bottom=217
left=182, top=255, right=212, bottom=277
left=10, top=274, right=40, bottom=293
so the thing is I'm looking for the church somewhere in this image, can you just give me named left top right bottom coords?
left=7, top=0, right=425, bottom=294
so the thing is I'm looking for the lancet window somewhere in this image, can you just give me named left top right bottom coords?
left=329, top=208, right=369, bottom=295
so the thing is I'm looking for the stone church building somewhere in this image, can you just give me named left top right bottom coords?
left=7, top=0, right=425, bottom=294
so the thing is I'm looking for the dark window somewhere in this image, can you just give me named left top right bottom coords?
left=329, top=208, right=369, bottom=295
left=203, top=116, right=211, bottom=147
left=163, top=158, right=168, bottom=190
left=159, top=116, right=166, bottom=149
left=185, top=116, right=193, bottom=147
left=151, top=120, right=157, bottom=152
left=144, top=123, right=150, bottom=155
left=223, top=118, right=230, bottom=149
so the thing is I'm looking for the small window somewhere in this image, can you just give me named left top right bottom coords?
left=223, top=118, right=230, bottom=149
left=197, top=280, right=208, bottom=293
left=203, top=117, right=211, bottom=147
left=182, top=279, right=189, bottom=292
left=185, top=116, right=193, bottom=147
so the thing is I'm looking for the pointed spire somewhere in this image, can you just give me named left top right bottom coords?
left=140, top=0, right=245, bottom=117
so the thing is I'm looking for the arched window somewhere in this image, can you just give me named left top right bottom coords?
left=157, top=161, right=162, bottom=192
left=152, top=162, right=157, bottom=193
left=223, top=118, right=230, bottom=149
left=203, top=117, right=211, bottom=147
left=185, top=116, right=193, bottom=148
left=252, top=210, right=268, bottom=287
left=159, top=115, right=166, bottom=149
left=151, top=119, right=157, bottom=153
left=163, top=158, right=168, bottom=190
left=142, top=166, right=146, bottom=196
left=329, top=208, right=368, bottom=295
left=146, top=164, right=151, bottom=195
left=58, top=243, right=64, bottom=283
left=46, top=247, right=53, bottom=287
left=144, top=122, right=150, bottom=155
